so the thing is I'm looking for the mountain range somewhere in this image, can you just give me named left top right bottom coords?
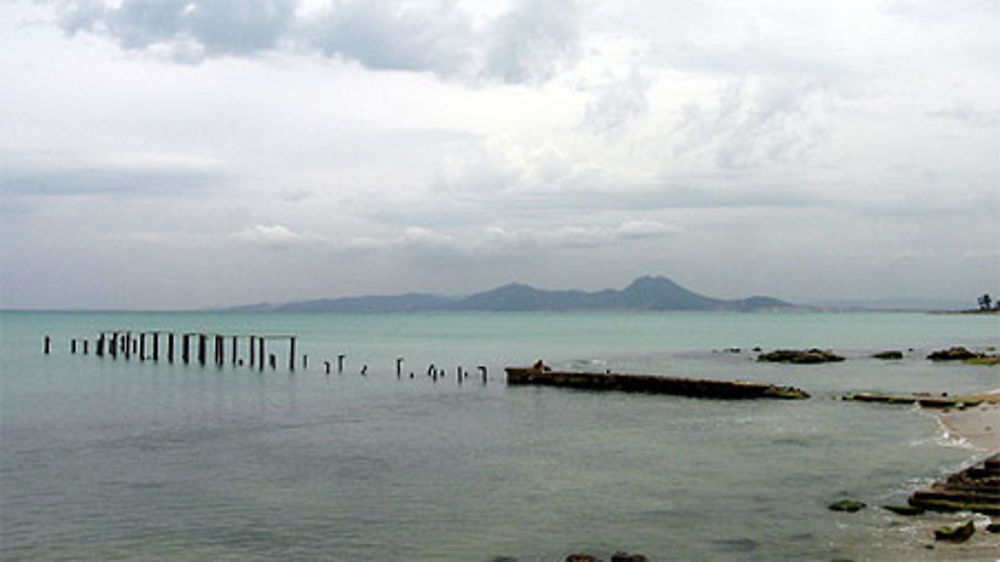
left=224, top=276, right=796, bottom=313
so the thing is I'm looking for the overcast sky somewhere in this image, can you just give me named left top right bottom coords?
left=2, top=0, right=998, bottom=310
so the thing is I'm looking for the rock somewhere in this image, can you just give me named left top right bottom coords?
left=883, top=504, right=924, bottom=516
left=610, top=552, right=648, bottom=562
left=872, top=350, right=903, bottom=360
left=566, top=554, right=602, bottom=562
left=927, top=347, right=980, bottom=361
left=934, top=520, right=975, bottom=543
left=986, top=522, right=1000, bottom=534
left=908, top=453, right=1000, bottom=515
left=758, top=349, right=845, bottom=364
left=829, top=499, right=867, bottom=512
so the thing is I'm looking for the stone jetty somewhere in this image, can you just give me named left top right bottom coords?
left=908, top=453, right=1000, bottom=515
left=505, top=366, right=809, bottom=399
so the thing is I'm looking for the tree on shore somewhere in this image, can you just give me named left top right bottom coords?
left=978, top=293, right=993, bottom=311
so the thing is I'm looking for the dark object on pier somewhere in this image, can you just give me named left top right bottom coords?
left=909, top=453, right=1000, bottom=515
left=828, top=499, right=866, bottom=512
left=927, top=346, right=980, bottom=361
left=505, top=366, right=810, bottom=399
left=872, top=350, right=903, bottom=360
left=756, top=349, right=845, bottom=364
left=934, top=520, right=975, bottom=543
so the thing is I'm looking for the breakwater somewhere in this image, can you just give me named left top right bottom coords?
left=505, top=366, right=810, bottom=399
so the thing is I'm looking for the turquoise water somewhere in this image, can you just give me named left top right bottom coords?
left=2, top=311, right=998, bottom=560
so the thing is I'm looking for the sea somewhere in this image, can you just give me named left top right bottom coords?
left=1, top=310, right=998, bottom=561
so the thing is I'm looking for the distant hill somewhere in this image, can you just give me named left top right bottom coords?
left=222, top=276, right=796, bottom=313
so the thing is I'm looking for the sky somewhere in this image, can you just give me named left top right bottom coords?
left=1, top=0, right=998, bottom=310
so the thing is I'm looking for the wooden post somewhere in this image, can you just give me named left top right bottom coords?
left=124, top=332, right=131, bottom=360
left=324, top=360, right=331, bottom=374
left=337, top=354, right=345, bottom=373
left=479, top=365, right=488, bottom=384
left=152, top=333, right=159, bottom=361
left=231, top=336, right=238, bottom=365
left=302, top=355, right=308, bottom=369
left=249, top=336, right=256, bottom=368
left=182, top=334, right=190, bottom=364
left=44, top=336, right=51, bottom=354
left=139, top=332, right=146, bottom=361
left=198, top=334, right=207, bottom=365
left=110, top=333, right=118, bottom=359
left=289, top=337, right=296, bottom=371
left=269, top=353, right=276, bottom=370
left=396, top=357, right=404, bottom=377
left=83, top=340, right=89, bottom=355
left=71, top=339, right=77, bottom=354
left=96, top=334, right=104, bottom=357
left=259, top=338, right=265, bottom=371
left=167, top=333, right=175, bottom=363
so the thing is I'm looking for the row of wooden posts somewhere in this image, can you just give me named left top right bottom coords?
left=44, top=334, right=489, bottom=382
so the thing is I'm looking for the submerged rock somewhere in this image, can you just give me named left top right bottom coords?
left=872, top=350, right=904, bottom=360
left=882, top=504, right=924, bottom=516
left=829, top=499, right=867, bottom=512
left=758, top=349, right=845, bottom=364
left=927, top=346, right=979, bottom=361
left=934, top=520, right=975, bottom=542
left=610, top=552, right=649, bottom=562
left=566, top=554, right=602, bottom=562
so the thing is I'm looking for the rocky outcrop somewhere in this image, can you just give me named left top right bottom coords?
left=828, top=499, right=866, bottom=512
left=505, top=367, right=810, bottom=400
left=909, top=454, right=1000, bottom=515
left=757, top=349, right=845, bottom=364
left=872, top=350, right=904, bottom=360
left=934, top=520, right=975, bottom=543
left=566, top=555, right=602, bottom=562
left=927, top=346, right=979, bottom=361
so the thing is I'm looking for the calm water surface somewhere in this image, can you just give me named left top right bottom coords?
left=2, top=311, right=998, bottom=560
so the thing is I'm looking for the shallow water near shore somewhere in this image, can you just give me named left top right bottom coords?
left=2, top=311, right=998, bottom=560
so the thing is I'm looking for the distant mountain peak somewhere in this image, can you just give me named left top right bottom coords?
left=221, top=275, right=796, bottom=313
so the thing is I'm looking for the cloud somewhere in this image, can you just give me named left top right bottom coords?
left=673, top=77, right=828, bottom=169
left=582, top=66, right=651, bottom=134
left=59, top=0, right=297, bottom=62
left=482, top=0, right=581, bottom=84
left=50, top=0, right=584, bottom=83
left=231, top=223, right=328, bottom=249
left=926, top=104, right=1000, bottom=128
left=0, top=164, right=226, bottom=197
left=305, top=0, right=474, bottom=76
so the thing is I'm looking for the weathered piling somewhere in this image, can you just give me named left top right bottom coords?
left=324, top=360, right=331, bottom=374
left=182, top=334, right=190, bottom=363
left=258, top=339, right=266, bottom=371
left=167, top=333, right=174, bottom=362
left=83, top=339, right=89, bottom=355
left=96, top=334, right=104, bottom=357
left=396, top=357, right=404, bottom=377
left=289, top=337, right=296, bottom=371
left=479, top=365, right=487, bottom=383
left=249, top=336, right=256, bottom=368
left=110, top=333, right=118, bottom=359
left=505, top=366, right=810, bottom=399
left=231, top=336, right=238, bottom=365
left=70, top=339, right=77, bottom=354
left=338, top=354, right=345, bottom=373
left=198, top=334, right=207, bottom=365
left=139, top=332, right=146, bottom=361
left=269, top=353, right=276, bottom=370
